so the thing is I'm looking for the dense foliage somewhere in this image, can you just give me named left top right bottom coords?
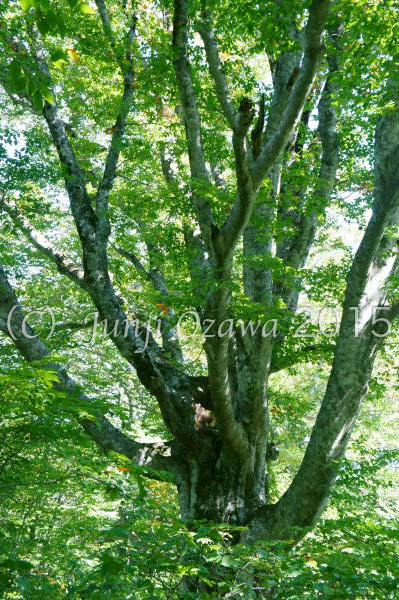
left=1, top=0, right=399, bottom=597
left=1, top=359, right=398, bottom=598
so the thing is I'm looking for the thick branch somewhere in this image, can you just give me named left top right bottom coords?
left=216, top=0, right=330, bottom=264
left=80, top=416, right=173, bottom=476
left=252, top=0, right=330, bottom=188
left=42, top=99, right=98, bottom=244
left=173, top=0, right=208, bottom=181
left=30, top=46, right=196, bottom=444
left=286, top=59, right=339, bottom=271
left=160, top=144, right=178, bottom=184
left=94, top=0, right=119, bottom=57
left=218, top=100, right=255, bottom=263
left=95, top=0, right=137, bottom=69
left=206, top=337, right=249, bottom=456
left=3, top=196, right=199, bottom=448
left=3, top=34, right=98, bottom=248
left=183, top=225, right=211, bottom=312
left=275, top=56, right=339, bottom=312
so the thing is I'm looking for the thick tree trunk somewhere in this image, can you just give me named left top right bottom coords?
left=172, top=430, right=268, bottom=526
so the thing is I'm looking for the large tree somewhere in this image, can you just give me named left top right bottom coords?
left=1, top=0, right=399, bottom=546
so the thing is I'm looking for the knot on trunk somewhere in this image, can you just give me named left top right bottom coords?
left=194, top=402, right=215, bottom=430
left=266, top=442, right=279, bottom=461
left=239, top=97, right=253, bottom=113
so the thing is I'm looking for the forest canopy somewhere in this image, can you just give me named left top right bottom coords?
left=0, top=0, right=399, bottom=597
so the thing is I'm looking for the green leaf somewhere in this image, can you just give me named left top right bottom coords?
left=45, top=9, right=60, bottom=30
left=50, top=49, right=68, bottom=64
left=32, top=89, right=43, bottom=111
left=101, top=555, right=124, bottom=576
left=103, top=526, right=130, bottom=539
left=79, top=2, right=95, bottom=14
left=9, top=59, right=22, bottom=80
left=9, top=60, right=26, bottom=93
left=50, top=49, right=68, bottom=69
left=19, top=0, right=34, bottom=11
left=57, top=17, right=67, bottom=36
left=78, top=411, right=96, bottom=421
left=220, top=555, right=238, bottom=568
left=33, top=0, right=50, bottom=9
left=36, top=16, right=50, bottom=35
left=0, top=559, right=34, bottom=573
left=26, top=78, right=36, bottom=97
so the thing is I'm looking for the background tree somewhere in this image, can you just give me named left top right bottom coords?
left=1, top=0, right=399, bottom=552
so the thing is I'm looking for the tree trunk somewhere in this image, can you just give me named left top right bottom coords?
left=174, top=435, right=268, bottom=526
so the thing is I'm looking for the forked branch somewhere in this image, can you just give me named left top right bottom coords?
left=173, top=0, right=215, bottom=253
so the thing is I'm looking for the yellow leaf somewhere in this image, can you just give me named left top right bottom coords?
left=157, top=302, right=169, bottom=315
left=67, top=48, right=81, bottom=62
left=307, top=559, right=317, bottom=568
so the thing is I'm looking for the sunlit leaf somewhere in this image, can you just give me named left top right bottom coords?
left=19, top=0, right=34, bottom=12
left=67, top=48, right=81, bottom=62
left=79, top=2, right=95, bottom=15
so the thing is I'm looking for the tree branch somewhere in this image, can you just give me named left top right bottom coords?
left=43, top=98, right=99, bottom=244
left=54, top=319, right=95, bottom=332
left=94, top=0, right=118, bottom=57
left=218, top=99, right=255, bottom=262
left=243, top=78, right=399, bottom=544
left=3, top=202, right=88, bottom=291
left=252, top=0, right=330, bottom=188
left=0, top=263, right=174, bottom=478
left=112, top=243, right=183, bottom=363
left=275, top=55, right=339, bottom=312
left=6, top=94, right=198, bottom=449
left=173, top=0, right=215, bottom=252
left=30, top=47, right=196, bottom=444
left=197, top=2, right=238, bottom=130
left=94, top=2, right=137, bottom=238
